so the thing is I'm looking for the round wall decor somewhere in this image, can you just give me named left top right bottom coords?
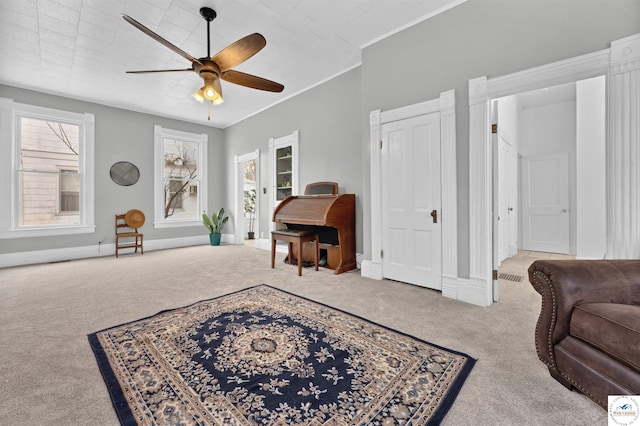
left=110, top=161, right=140, bottom=186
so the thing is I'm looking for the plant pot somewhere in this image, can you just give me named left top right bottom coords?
left=247, top=231, right=255, bottom=240
left=209, top=233, right=222, bottom=246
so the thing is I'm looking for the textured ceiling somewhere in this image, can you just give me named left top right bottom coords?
left=0, top=0, right=464, bottom=128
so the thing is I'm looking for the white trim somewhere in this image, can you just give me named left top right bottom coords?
left=468, top=76, right=493, bottom=307
left=360, top=0, right=468, bottom=49
left=367, top=109, right=383, bottom=275
left=153, top=125, right=208, bottom=228
left=241, top=237, right=286, bottom=253
left=607, top=34, right=640, bottom=258
left=488, top=48, right=610, bottom=99
left=0, top=225, right=96, bottom=239
left=468, top=33, right=640, bottom=307
left=452, top=277, right=490, bottom=307
left=360, top=259, right=383, bottom=280
left=0, top=233, right=238, bottom=268
left=256, top=237, right=272, bottom=251
left=227, top=65, right=361, bottom=128
left=363, top=91, right=458, bottom=298
left=82, top=112, right=95, bottom=233
left=439, top=90, right=458, bottom=290
left=0, top=98, right=95, bottom=239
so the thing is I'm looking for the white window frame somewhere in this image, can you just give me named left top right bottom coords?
left=153, top=125, right=208, bottom=229
left=0, top=97, right=95, bottom=239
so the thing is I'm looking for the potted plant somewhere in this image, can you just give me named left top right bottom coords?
left=202, top=207, right=229, bottom=246
left=243, top=188, right=256, bottom=239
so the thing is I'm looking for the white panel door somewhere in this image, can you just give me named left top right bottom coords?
left=381, top=113, right=441, bottom=289
left=521, top=152, right=570, bottom=253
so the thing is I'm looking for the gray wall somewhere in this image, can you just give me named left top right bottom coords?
left=224, top=68, right=362, bottom=249
left=0, top=84, right=225, bottom=255
left=360, top=0, right=640, bottom=276
left=3, top=0, right=639, bottom=276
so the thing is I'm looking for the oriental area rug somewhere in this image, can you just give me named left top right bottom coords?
left=88, top=285, right=475, bottom=425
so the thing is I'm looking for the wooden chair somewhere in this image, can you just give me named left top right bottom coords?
left=115, top=209, right=144, bottom=258
left=271, top=229, right=319, bottom=276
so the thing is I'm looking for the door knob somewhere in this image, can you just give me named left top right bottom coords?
left=561, top=209, right=568, bottom=213
left=431, top=209, right=438, bottom=223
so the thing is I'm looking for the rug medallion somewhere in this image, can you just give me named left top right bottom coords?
left=89, top=285, right=475, bottom=425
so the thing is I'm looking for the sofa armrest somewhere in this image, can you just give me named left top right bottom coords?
left=528, top=259, right=640, bottom=369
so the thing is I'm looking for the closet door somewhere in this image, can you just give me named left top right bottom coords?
left=381, top=113, right=442, bottom=290
left=521, top=151, right=570, bottom=254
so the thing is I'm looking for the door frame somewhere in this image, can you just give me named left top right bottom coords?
left=234, top=149, right=260, bottom=245
left=468, top=33, right=640, bottom=307
left=361, top=90, right=459, bottom=298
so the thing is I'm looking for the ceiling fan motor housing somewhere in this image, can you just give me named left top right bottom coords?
left=200, top=7, right=217, bottom=22
left=195, top=61, right=221, bottom=78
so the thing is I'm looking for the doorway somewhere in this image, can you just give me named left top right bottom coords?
left=242, top=159, right=257, bottom=242
left=363, top=90, right=457, bottom=299
left=492, top=77, right=606, bottom=298
left=234, top=150, right=260, bottom=246
left=469, top=34, right=638, bottom=307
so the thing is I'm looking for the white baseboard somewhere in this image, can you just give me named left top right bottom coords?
left=360, top=259, right=383, bottom=280
left=2, top=237, right=497, bottom=307
left=359, top=259, right=491, bottom=307
left=441, top=274, right=458, bottom=299
left=0, top=233, right=236, bottom=268
left=445, top=276, right=492, bottom=307
left=256, top=237, right=292, bottom=253
left=256, top=237, right=271, bottom=251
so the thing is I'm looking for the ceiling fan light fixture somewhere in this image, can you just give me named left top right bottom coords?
left=205, top=87, right=216, bottom=98
left=192, top=89, right=205, bottom=103
left=192, top=76, right=224, bottom=105
left=201, top=77, right=224, bottom=105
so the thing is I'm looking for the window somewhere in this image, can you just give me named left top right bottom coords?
left=154, top=125, right=207, bottom=228
left=59, top=169, right=80, bottom=213
left=0, top=98, right=95, bottom=238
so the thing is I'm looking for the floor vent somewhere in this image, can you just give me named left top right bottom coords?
left=498, top=273, right=523, bottom=282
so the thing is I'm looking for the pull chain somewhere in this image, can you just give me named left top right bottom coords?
left=207, top=102, right=211, bottom=121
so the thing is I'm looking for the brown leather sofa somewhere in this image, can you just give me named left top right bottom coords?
left=528, top=259, right=640, bottom=409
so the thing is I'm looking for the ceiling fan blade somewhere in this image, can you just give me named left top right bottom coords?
left=222, top=70, right=283, bottom=92
left=212, top=33, right=266, bottom=72
left=121, top=14, right=203, bottom=66
left=126, top=68, right=194, bottom=74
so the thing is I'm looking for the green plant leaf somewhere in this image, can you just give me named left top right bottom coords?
left=202, top=212, right=213, bottom=233
left=203, top=207, right=229, bottom=234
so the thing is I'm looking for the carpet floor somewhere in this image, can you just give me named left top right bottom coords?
left=0, top=244, right=605, bottom=425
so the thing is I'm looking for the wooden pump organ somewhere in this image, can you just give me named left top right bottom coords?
left=272, top=192, right=356, bottom=274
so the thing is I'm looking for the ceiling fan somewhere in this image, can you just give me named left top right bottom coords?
left=121, top=7, right=284, bottom=111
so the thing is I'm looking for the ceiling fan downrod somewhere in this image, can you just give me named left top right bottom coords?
left=199, top=7, right=217, bottom=58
